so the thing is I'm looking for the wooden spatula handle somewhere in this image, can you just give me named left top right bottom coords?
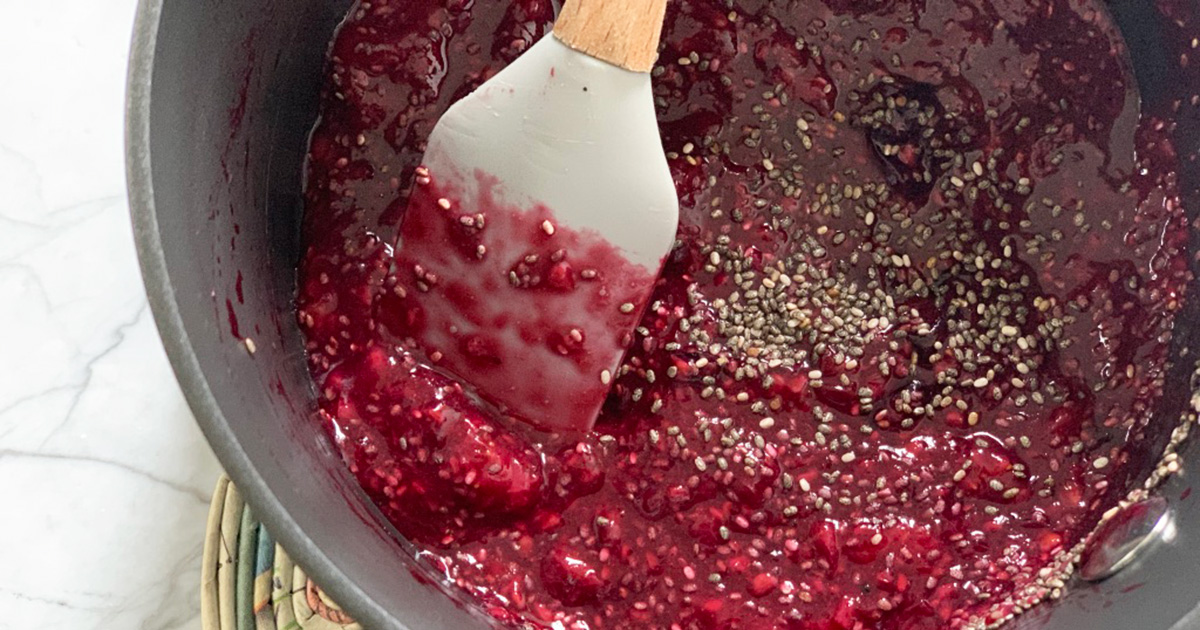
left=553, top=0, right=669, bottom=73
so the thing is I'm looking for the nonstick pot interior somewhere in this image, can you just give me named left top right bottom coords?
left=128, top=1, right=486, bottom=629
left=127, top=0, right=1200, bottom=628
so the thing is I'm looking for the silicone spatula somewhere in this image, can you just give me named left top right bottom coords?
left=390, top=0, right=678, bottom=433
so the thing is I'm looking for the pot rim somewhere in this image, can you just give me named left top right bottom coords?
left=123, top=2, right=404, bottom=628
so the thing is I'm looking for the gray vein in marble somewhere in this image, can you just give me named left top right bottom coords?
left=125, top=542, right=207, bottom=630
left=0, top=385, right=76, bottom=424
left=0, top=448, right=210, bottom=503
left=0, top=195, right=123, bottom=264
left=0, top=386, right=76, bottom=444
left=0, top=262, right=53, bottom=312
left=0, top=587, right=110, bottom=612
left=36, top=301, right=150, bottom=446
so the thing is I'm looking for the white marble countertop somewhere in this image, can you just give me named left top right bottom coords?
left=0, top=1, right=224, bottom=627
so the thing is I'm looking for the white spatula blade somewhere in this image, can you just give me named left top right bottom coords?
left=390, top=34, right=679, bottom=432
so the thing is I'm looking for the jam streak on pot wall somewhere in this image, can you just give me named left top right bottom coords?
left=296, top=0, right=1191, bottom=628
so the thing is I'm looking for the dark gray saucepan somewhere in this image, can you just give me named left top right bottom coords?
left=126, top=0, right=1200, bottom=627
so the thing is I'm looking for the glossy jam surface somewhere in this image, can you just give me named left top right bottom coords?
left=297, top=0, right=1191, bottom=627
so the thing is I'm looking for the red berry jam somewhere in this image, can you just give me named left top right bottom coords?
left=390, top=168, right=657, bottom=432
left=296, top=0, right=1192, bottom=628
